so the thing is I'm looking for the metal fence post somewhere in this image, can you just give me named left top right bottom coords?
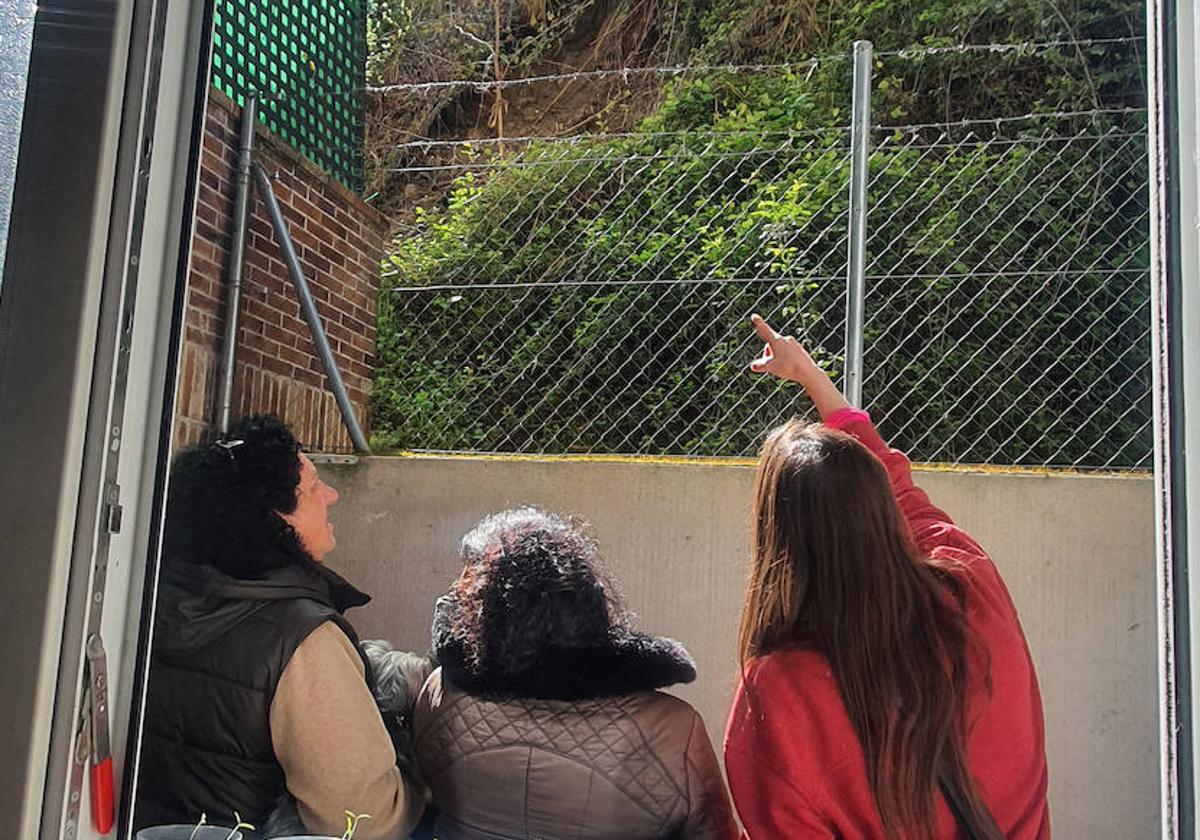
left=844, top=40, right=872, bottom=407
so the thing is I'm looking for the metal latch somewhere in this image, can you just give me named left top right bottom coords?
left=104, top=482, right=122, bottom=534
left=86, top=635, right=114, bottom=835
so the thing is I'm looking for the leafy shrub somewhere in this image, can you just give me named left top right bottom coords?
left=370, top=0, right=1151, bottom=466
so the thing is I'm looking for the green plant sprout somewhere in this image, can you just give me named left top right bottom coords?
left=342, top=810, right=373, bottom=839
left=188, top=814, right=207, bottom=840
left=225, top=811, right=255, bottom=840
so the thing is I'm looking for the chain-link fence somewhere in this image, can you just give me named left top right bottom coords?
left=861, top=116, right=1149, bottom=467
left=374, top=47, right=1151, bottom=468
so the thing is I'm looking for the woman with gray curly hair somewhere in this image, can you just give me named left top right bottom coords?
left=412, top=507, right=737, bottom=840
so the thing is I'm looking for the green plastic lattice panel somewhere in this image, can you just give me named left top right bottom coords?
left=212, top=0, right=365, bottom=192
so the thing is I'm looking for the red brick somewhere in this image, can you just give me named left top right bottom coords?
left=313, top=193, right=340, bottom=220
left=246, top=213, right=274, bottom=239
left=175, top=92, right=387, bottom=449
left=263, top=322, right=298, bottom=348
left=243, top=296, right=283, bottom=328
left=291, top=193, right=323, bottom=222
left=294, top=368, right=323, bottom=389
left=289, top=224, right=320, bottom=252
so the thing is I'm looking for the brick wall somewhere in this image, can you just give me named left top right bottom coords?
left=175, top=88, right=386, bottom=452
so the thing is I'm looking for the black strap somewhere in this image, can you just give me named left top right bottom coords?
left=938, top=767, right=1001, bottom=840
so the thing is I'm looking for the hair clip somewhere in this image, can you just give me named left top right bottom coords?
left=213, top=438, right=245, bottom=460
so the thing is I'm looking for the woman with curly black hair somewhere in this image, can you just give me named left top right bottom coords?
left=135, top=415, right=425, bottom=840
left=412, top=507, right=737, bottom=840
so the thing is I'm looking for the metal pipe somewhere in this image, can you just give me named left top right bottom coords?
left=216, top=91, right=258, bottom=434
left=844, top=40, right=873, bottom=408
left=252, top=162, right=371, bottom=452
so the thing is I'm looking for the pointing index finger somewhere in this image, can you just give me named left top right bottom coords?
left=751, top=313, right=779, bottom=342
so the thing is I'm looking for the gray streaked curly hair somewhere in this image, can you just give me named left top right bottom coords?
left=361, top=639, right=434, bottom=717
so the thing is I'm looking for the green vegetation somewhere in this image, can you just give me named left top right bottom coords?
left=368, top=0, right=1150, bottom=466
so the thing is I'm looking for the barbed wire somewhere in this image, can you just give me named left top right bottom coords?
left=873, top=106, right=1146, bottom=133
left=385, top=125, right=847, bottom=151
left=240, top=35, right=1144, bottom=179
left=381, top=107, right=1143, bottom=150
left=364, top=36, right=1143, bottom=95
left=377, top=110, right=1143, bottom=174
left=247, top=35, right=1144, bottom=104
left=387, top=143, right=843, bottom=173
left=873, top=35, right=1143, bottom=60
left=365, top=58, right=832, bottom=94
left=239, top=109, right=1143, bottom=164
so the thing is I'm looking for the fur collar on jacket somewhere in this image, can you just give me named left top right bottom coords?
left=431, top=594, right=697, bottom=701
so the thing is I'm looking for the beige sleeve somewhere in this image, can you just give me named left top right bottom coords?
left=270, top=621, right=424, bottom=840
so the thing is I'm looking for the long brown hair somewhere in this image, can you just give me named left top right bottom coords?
left=738, top=420, right=1001, bottom=840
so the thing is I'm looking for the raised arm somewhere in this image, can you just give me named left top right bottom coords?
left=749, top=314, right=981, bottom=557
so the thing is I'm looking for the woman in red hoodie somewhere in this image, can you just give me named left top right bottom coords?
left=724, top=315, right=1050, bottom=840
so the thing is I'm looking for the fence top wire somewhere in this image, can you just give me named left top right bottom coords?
left=385, top=267, right=1149, bottom=289
left=386, top=125, right=850, bottom=151
left=873, top=106, right=1146, bottom=134
left=364, top=108, right=1143, bottom=162
left=243, top=107, right=1143, bottom=166
left=381, top=109, right=1144, bottom=176
left=386, top=141, right=850, bottom=173
left=873, top=35, right=1142, bottom=59
left=253, top=35, right=1145, bottom=104
left=364, top=58, right=835, bottom=94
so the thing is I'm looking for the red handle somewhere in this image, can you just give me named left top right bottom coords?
left=89, top=756, right=114, bottom=835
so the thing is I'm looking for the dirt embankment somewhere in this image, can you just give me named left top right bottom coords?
left=367, top=0, right=673, bottom=230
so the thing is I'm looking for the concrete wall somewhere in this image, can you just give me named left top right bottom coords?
left=319, top=456, right=1159, bottom=839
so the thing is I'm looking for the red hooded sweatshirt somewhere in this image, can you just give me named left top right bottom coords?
left=724, top=408, right=1050, bottom=839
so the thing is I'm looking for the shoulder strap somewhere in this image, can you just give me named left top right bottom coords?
left=276, top=598, right=375, bottom=692
left=326, top=612, right=376, bottom=691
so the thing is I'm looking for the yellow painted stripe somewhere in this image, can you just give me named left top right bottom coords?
left=907, top=461, right=1149, bottom=478
left=372, top=449, right=757, bottom=467
left=370, top=449, right=1150, bottom=478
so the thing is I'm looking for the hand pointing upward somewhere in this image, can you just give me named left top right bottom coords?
left=749, top=313, right=850, bottom=419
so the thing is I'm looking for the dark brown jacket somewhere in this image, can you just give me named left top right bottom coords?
left=412, top=595, right=737, bottom=840
left=413, top=668, right=735, bottom=840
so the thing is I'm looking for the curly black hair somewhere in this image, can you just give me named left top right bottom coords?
left=161, top=414, right=310, bottom=577
left=452, top=508, right=627, bottom=676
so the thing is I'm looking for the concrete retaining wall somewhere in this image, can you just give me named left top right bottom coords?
left=319, top=456, right=1159, bottom=839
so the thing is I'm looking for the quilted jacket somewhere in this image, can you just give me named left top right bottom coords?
left=411, top=592, right=737, bottom=840
left=413, top=668, right=736, bottom=840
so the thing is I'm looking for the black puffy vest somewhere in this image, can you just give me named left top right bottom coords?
left=133, top=561, right=371, bottom=834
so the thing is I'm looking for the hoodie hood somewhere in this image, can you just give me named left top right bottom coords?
left=155, top=558, right=370, bottom=654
